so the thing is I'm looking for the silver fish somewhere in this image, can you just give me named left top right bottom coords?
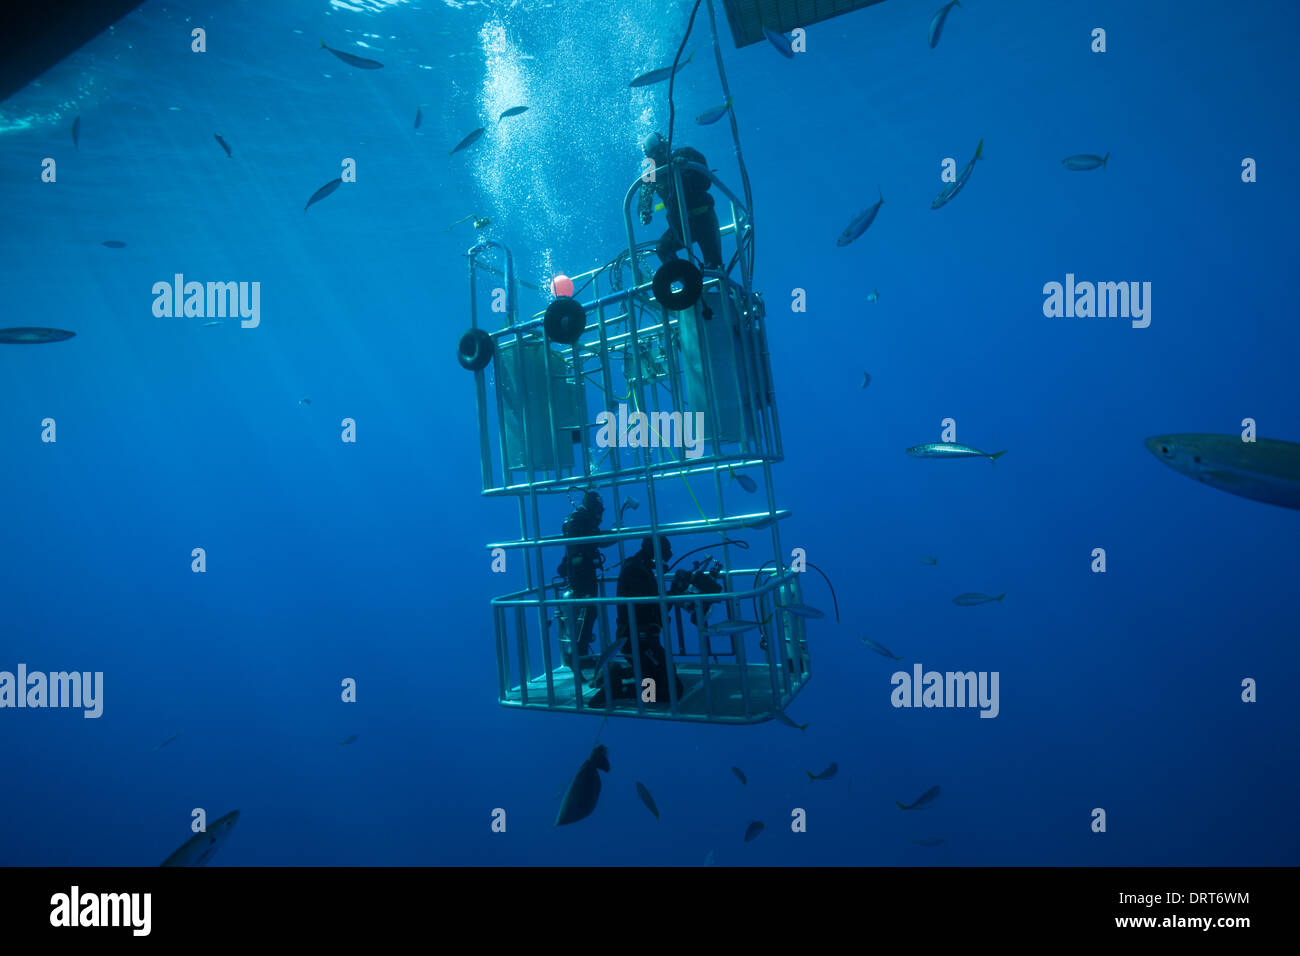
left=635, top=781, right=659, bottom=819
left=898, top=785, right=940, bottom=810
left=859, top=637, right=902, bottom=660
left=320, top=39, right=384, bottom=69
left=555, top=744, right=610, bottom=826
left=775, top=710, right=808, bottom=731
left=837, top=186, right=884, bottom=246
left=931, top=139, right=983, bottom=209
left=928, top=0, right=962, bottom=49
left=764, top=28, right=794, bottom=59
left=906, top=442, right=1004, bottom=462
left=499, top=105, right=529, bottom=119
left=152, top=733, right=180, bottom=752
left=730, top=469, right=757, bottom=493
left=214, top=134, right=231, bottom=158
left=629, top=50, right=694, bottom=88
left=919, top=555, right=938, bottom=566
left=778, top=603, right=825, bottom=619
left=708, top=619, right=761, bottom=636
left=696, top=98, right=733, bottom=125
left=0, top=327, right=76, bottom=344
left=338, top=734, right=358, bottom=745
left=305, top=178, right=342, bottom=212
left=1146, top=434, right=1300, bottom=510
left=414, top=108, right=422, bottom=129
left=743, top=820, right=764, bottom=842
left=731, top=766, right=747, bottom=786
left=807, top=762, right=838, bottom=781
left=862, top=371, right=872, bottom=389
left=450, top=127, right=485, bottom=155
left=953, top=592, right=1004, bottom=606
left=102, top=240, right=126, bottom=248
left=1062, top=152, right=1109, bottom=171
left=160, top=810, right=240, bottom=866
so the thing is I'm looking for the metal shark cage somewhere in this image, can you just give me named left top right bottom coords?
left=455, top=159, right=813, bottom=725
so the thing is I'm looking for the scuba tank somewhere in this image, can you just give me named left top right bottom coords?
left=556, top=588, right=576, bottom=664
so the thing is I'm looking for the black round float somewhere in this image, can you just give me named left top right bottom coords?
left=456, top=328, right=494, bottom=372
left=651, top=259, right=703, bottom=311
left=544, top=296, right=586, bottom=345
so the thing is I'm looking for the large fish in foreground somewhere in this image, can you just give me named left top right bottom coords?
left=0, top=327, right=76, bottom=344
left=160, top=810, right=240, bottom=866
left=320, top=40, right=384, bottom=69
left=907, top=442, right=1004, bottom=462
left=837, top=187, right=884, bottom=247
left=1145, top=434, right=1300, bottom=510
left=555, top=744, right=610, bottom=826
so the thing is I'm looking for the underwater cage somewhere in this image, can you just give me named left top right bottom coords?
left=452, top=0, right=869, bottom=725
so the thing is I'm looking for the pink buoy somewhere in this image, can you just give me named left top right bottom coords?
left=550, top=274, right=574, bottom=298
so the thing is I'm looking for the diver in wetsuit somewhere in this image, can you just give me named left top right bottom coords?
left=638, top=132, right=724, bottom=270
left=592, top=535, right=684, bottom=704
left=558, top=491, right=608, bottom=669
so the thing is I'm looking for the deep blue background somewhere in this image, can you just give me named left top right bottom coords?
left=1, top=0, right=1297, bottom=866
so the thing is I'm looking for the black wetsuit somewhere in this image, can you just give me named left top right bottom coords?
left=560, top=506, right=605, bottom=656
left=639, top=146, right=724, bottom=269
left=614, top=549, right=682, bottom=699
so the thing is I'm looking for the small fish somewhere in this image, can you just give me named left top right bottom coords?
left=298, top=397, right=312, bottom=406
left=72, top=115, right=80, bottom=149
left=866, top=288, right=879, bottom=303
left=152, top=733, right=180, bottom=752
left=414, top=108, right=422, bottom=129
left=777, top=603, right=825, bottom=620
left=0, top=327, right=76, bottom=344
left=1062, top=152, right=1109, bottom=171
left=305, top=177, right=342, bottom=212
left=928, top=0, right=962, bottom=49
left=859, top=637, right=902, bottom=660
left=931, top=139, right=983, bottom=209
left=708, top=619, right=761, bottom=635
left=555, top=744, right=610, bottom=826
left=618, top=497, right=640, bottom=522
left=338, top=734, right=358, bottom=745
left=764, top=28, right=795, bottom=59
left=160, top=810, right=240, bottom=867
left=837, top=186, right=884, bottom=246
left=214, top=134, right=231, bottom=158
left=919, top=555, right=938, bottom=566
left=450, top=127, right=485, bottom=155
left=499, top=105, right=529, bottom=119
left=731, top=766, right=747, bottom=786
left=775, top=710, right=808, bottom=731
left=728, top=468, right=757, bottom=493
left=807, top=762, right=838, bottom=781
left=862, top=372, right=872, bottom=389
left=952, top=592, right=1004, bottom=606
left=320, top=39, right=384, bottom=70
left=910, top=837, right=945, bottom=847
left=743, top=820, right=764, bottom=843
left=695, top=97, right=733, bottom=126
left=1146, top=434, right=1300, bottom=510
left=202, top=320, right=223, bottom=328
left=101, top=240, right=126, bottom=248
left=703, top=849, right=715, bottom=866
left=898, top=785, right=941, bottom=810
left=906, top=442, right=1004, bottom=463
left=635, top=781, right=659, bottom=819
left=629, top=50, right=694, bottom=88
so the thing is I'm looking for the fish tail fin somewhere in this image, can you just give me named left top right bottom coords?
left=806, top=771, right=816, bottom=781
left=894, top=656, right=903, bottom=661
left=975, top=138, right=984, bottom=160
left=320, top=39, right=327, bottom=48
left=798, top=722, right=809, bottom=731
left=995, top=592, right=1006, bottom=602
left=896, top=801, right=909, bottom=810
left=1103, top=151, right=1110, bottom=171
left=686, top=49, right=696, bottom=65
left=878, top=184, right=884, bottom=202
left=988, top=450, right=1006, bottom=463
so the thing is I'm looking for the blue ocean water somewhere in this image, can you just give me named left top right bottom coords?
left=1, top=0, right=1298, bottom=867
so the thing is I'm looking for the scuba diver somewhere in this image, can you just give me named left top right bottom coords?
left=557, top=491, right=609, bottom=669
left=591, top=535, right=684, bottom=705
left=637, top=132, right=724, bottom=270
